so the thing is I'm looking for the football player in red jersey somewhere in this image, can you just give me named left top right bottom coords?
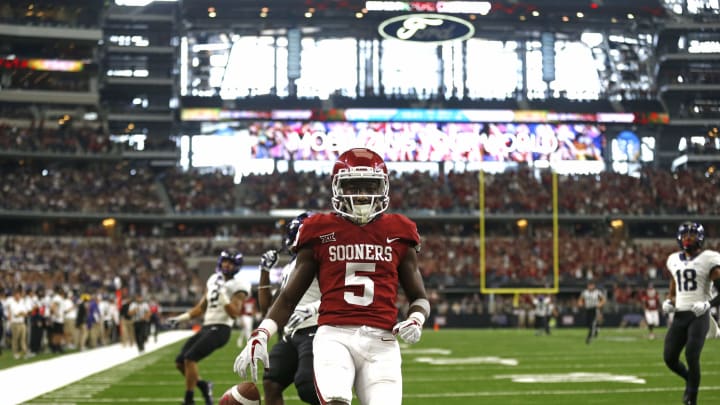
left=234, top=148, right=430, bottom=405
left=642, top=283, right=661, bottom=339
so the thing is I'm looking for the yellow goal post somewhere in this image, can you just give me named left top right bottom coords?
left=479, top=169, right=560, bottom=305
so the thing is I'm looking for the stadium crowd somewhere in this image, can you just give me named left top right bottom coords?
left=3, top=114, right=719, bottom=361
left=0, top=123, right=177, bottom=153
left=2, top=230, right=708, bottom=304
left=2, top=161, right=720, bottom=215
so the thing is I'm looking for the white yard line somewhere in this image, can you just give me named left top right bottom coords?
left=0, top=330, right=193, bottom=405
left=25, top=386, right=720, bottom=403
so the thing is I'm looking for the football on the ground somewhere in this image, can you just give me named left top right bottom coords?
left=219, top=382, right=261, bottom=405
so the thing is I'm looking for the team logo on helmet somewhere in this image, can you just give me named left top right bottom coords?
left=217, top=250, right=243, bottom=278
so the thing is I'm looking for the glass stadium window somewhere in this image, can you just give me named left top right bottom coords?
left=380, top=40, right=440, bottom=99
left=525, top=40, right=546, bottom=99
left=441, top=41, right=465, bottom=99
left=553, top=41, right=602, bottom=99
left=685, top=0, right=720, bottom=14
left=526, top=40, right=602, bottom=100
left=296, top=38, right=358, bottom=99
left=465, top=39, right=520, bottom=99
left=220, top=36, right=277, bottom=99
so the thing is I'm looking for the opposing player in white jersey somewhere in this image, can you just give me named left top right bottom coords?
left=255, top=211, right=321, bottom=405
left=532, top=294, right=555, bottom=336
left=169, top=251, right=250, bottom=405
left=661, top=222, right=720, bottom=405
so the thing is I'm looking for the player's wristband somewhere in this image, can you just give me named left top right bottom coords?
left=257, top=318, right=278, bottom=336
left=408, top=312, right=426, bottom=325
left=410, top=298, right=431, bottom=315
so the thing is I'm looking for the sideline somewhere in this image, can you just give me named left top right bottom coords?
left=0, top=330, right=194, bottom=405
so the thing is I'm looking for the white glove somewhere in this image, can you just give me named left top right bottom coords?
left=260, top=249, right=279, bottom=272
left=284, top=303, right=318, bottom=335
left=168, top=312, right=191, bottom=327
left=233, top=328, right=270, bottom=382
left=691, top=301, right=711, bottom=317
left=662, top=299, right=675, bottom=314
left=392, top=312, right=425, bottom=344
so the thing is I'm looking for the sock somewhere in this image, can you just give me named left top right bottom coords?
left=197, top=380, right=208, bottom=396
left=184, top=390, right=194, bottom=403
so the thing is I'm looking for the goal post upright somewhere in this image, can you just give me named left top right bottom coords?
left=479, top=168, right=560, bottom=296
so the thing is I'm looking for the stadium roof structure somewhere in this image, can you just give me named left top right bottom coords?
left=179, top=0, right=670, bottom=37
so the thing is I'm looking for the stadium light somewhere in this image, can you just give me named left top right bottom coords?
left=115, top=0, right=177, bottom=6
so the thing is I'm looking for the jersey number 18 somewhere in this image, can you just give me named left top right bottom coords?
left=676, top=269, right=698, bottom=292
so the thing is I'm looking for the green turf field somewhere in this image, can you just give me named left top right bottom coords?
left=22, top=327, right=720, bottom=404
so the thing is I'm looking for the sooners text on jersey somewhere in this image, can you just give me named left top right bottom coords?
left=294, top=212, right=420, bottom=331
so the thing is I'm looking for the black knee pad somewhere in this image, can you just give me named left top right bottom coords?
left=296, top=382, right=320, bottom=405
left=295, top=371, right=320, bottom=405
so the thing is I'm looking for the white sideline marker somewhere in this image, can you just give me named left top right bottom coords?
left=0, top=330, right=193, bottom=405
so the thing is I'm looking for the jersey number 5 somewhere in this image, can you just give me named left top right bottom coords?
left=344, top=262, right=375, bottom=306
left=676, top=269, right=698, bottom=292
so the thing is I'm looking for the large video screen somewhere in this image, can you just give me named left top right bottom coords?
left=240, top=121, right=604, bottom=163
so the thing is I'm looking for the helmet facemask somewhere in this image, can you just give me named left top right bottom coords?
left=331, top=167, right=389, bottom=225
left=677, top=222, right=704, bottom=255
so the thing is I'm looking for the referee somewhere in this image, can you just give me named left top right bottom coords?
left=128, top=294, right=151, bottom=353
left=579, top=281, right=606, bottom=344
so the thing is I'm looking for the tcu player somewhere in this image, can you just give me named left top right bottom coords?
left=642, top=283, right=661, bottom=339
left=234, top=148, right=430, bottom=405
left=169, top=251, right=250, bottom=405
left=254, top=211, right=321, bottom=405
left=662, top=222, right=720, bottom=405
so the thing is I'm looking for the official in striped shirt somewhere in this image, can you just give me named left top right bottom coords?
left=128, top=294, right=151, bottom=353
left=578, top=281, right=605, bottom=344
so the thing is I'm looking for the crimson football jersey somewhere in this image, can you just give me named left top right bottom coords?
left=293, top=212, right=420, bottom=331
left=242, top=296, right=256, bottom=316
left=642, top=290, right=660, bottom=311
